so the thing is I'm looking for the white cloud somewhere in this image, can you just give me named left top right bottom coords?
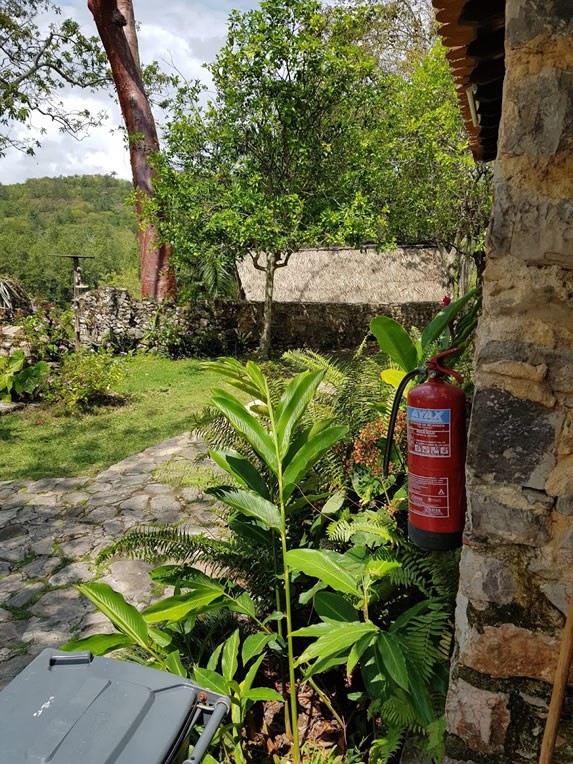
left=2, top=0, right=257, bottom=184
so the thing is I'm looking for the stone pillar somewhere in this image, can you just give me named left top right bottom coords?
left=446, top=2, right=573, bottom=762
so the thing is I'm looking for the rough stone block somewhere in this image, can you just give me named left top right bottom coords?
left=546, top=456, right=573, bottom=497
left=541, top=582, right=573, bottom=616
left=446, top=678, right=510, bottom=755
left=467, top=491, right=550, bottom=547
left=557, top=496, right=573, bottom=515
left=48, top=562, right=92, bottom=587
left=459, top=623, right=565, bottom=684
left=467, top=388, right=560, bottom=488
left=459, top=547, right=516, bottom=605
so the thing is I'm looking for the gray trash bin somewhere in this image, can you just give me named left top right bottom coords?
left=0, top=649, right=230, bottom=764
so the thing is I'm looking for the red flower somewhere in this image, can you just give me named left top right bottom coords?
left=442, top=296, right=452, bottom=307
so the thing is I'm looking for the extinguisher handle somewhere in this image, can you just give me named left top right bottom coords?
left=426, top=349, right=463, bottom=385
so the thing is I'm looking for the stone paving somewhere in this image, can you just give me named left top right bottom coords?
left=0, top=432, right=222, bottom=690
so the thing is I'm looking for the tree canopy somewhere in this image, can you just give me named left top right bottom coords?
left=152, top=0, right=390, bottom=355
left=0, top=0, right=109, bottom=157
left=0, top=175, right=138, bottom=305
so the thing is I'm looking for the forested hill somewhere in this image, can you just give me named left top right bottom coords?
left=0, top=175, right=139, bottom=306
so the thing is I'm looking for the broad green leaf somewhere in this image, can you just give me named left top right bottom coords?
left=291, top=622, right=334, bottom=639
left=346, top=633, right=374, bottom=677
left=303, top=652, right=348, bottom=680
left=207, top=643, right=224, bottom=672
left=242, top=687, right=283, bottom=702
left=204, top=358, right=261, bottom=399
left=314, top=591, right=358, bottom=622
left=380, top=368, right=406, bottom=389
left=222, top=629, right=240, bottom=682
left=77, top=583, right=148, bottom=647
left=60, top=632, right=133, bottom=656
left=229, top=516, right=273, bottom=547
left=211, top=389, right=277, bottom=473
left=360, top=643, right=387, bottom=700
left=244, top=361, right=268, bottom=397
left=283, top=418, right=336, bottom=475
left=275, top=370, right=325, bottom=457
left=148, top=627, right=173, bottom=648
left=209, top=448, right=270, bottom=498
left=370, top=315, right=419, bottom=371
left=241, top=653, right=266, bottom=696
left=242, top=633, right=274, bottom=665
left=408, top=681, right=435, bottom=727
left=299, top=579, right=326, bottom=605
left=208, top=486, right=281, bottom=531
left=321, top=491, right=345, bottom=515
left=286, top=548, right=361, bottom=597
left=389, top=599, right=432, bottom=633
left=296, top=621, right=378, bottom=665
left=166, top=650, right=187, bottom=677
left=228, top=591, right=257, bottom=619
left=421, top=289, right=475, bottom=351
left=142, top=588, right=225, bottom=623
left=7, top=350, right=25, bottom=373
left=376, top=632, right=409, bottom=690
left=366, top=560, right=401, bottom=579
left=193, top=666, right=229, bottom=697
left=282, top=425, right=348, bottom=501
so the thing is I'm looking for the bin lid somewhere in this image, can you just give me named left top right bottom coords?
left=0, top=649, right=199, bottom=764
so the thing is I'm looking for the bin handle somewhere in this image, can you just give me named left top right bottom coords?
left=183, top=697, right=231, bottom=764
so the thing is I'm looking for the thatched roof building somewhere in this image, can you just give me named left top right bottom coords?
left=237, top=245, right=449, bottom=304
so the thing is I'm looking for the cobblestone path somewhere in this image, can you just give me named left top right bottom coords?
left=0, top=433, right=221, bottom=690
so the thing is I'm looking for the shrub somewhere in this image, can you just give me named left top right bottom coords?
left=21, top=305, right=74, bottom=362
left=47, top=350, right=125, bottom=411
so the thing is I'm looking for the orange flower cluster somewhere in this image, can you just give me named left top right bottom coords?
left=350, top=413, right=407, bottom=477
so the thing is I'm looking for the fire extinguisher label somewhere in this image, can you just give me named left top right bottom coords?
left=409, top=473, right=449, bottom=517
left=407, top=407, right=451, bottom=458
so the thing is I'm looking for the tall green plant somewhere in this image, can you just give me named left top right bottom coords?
left=204, top=359, right=348, bottom=762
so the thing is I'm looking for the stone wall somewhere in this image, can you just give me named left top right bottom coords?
left=77, top=287, right=439, bottom=354
left=0, top=325, right=30, bottom=358
left=446, top=3, right=573, bottom=762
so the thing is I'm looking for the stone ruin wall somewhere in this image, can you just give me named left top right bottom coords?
left=445, top=2, right=573, bottom=762
left=0, top=325, right=30, bottom=358
left=76, top=287, right=439, bottom=354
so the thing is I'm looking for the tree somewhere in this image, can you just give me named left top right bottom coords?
left=153, top=0, right=388, bottom=357
left=372, top=42, right=493, bottom=293
left=87, top=0, right=176, bottom=301
left=0, top=0, right=109, bottom=156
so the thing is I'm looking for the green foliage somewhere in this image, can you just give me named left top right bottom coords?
left=371, top=289, right=480, bottom=376
left=21, top=305, right=74, bottom=361
left=0, top=349, right=48, bottom=401
left=0, top=176, right=138, bottom=305
left=151, top=0, right=390, bottom=354
left=0, top=1, right=109, bottom=157
left=370, top=40, right=492, bottom=287
left=46, top=349, right=125, bottom=411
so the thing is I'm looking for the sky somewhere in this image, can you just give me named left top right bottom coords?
left=3, top=0, right=258, bottom=185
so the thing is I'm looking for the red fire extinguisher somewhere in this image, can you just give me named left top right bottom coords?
left=383, top=350, right=467, bottom=551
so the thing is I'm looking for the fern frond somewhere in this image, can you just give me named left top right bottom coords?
left=369, top=724, right=406, bottom=764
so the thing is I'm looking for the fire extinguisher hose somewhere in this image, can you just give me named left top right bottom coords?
left=382, top=367, right=427, bottom=478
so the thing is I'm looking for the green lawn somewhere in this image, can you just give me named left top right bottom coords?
left=0, top=355, right=222, bottom=481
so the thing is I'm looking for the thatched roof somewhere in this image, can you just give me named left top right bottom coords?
left=237, top=246, right=449, bottom=304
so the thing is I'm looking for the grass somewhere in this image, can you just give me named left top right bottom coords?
left=0, top=355, right=223, bottom=481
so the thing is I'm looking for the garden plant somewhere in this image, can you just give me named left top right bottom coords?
left=61, top=293, right=478, bottom=762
